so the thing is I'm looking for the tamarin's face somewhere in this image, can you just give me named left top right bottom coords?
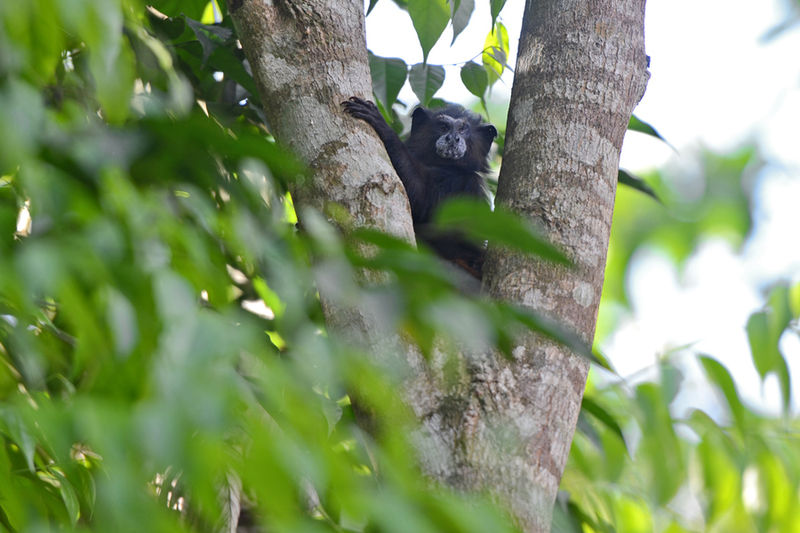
left=434, top=115, right=470, bottom=160
left=407, top=105, right=496, bottom=171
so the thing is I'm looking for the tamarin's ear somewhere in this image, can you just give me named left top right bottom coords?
left=480, top=124, right=498, bottom=141
left=411, top=106, right=431, bottom=130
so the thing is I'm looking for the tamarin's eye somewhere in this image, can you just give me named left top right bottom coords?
left=438, top=122, right=449, bottom=133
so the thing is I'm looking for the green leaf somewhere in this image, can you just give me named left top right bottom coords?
left=368, top=53, right=408, bottom=109
left=628, top=115, right=674, bottom=150
left=634, top=384, right=684, bottom=504
left=500, top=304, right=592, bottom=359
left=790, top=281, right=800, bottom=318
left=151, top=0, right=209, bottom=19
left=460, top=62, right=488, bottom=100
left=0, top=409, right=36, bottom=472
left=434, top=198, right=570, bottom=266
left=93, top=33, right=136, bottom=124
left=367, top=0, right=380, bottom=15
left=407, top=0, right=450, bottom=63
left=52, top=469, right=80, bottom=526
left=409, top=63, right=445, bottom=106
left=747, top=312, right=776, bottom=378
left=490, top=0, right=507, bottom=27
left=482, top=22, right=509, bottom=88
left=450, top=0, right=474, bottom=45
left=590, top=348, right=615, bottom=373
left=746, top=286, right=793, bottom=410
left=698, top=355, right=746, bottom=430
left=618, top=169, right=662, bottom=203
left=184, top=16, right=234, bottom=64
left=581, top=397, right=625, bottom=444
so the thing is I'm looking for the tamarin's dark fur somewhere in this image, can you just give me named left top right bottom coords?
left=342, top=97, right=497, bottom=278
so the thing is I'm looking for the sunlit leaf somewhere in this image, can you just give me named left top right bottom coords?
left=482, top=22, right=509, bottom=87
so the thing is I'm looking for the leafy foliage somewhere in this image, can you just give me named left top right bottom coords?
left=0, top=1, right=570, bottom=531
left=602, top=147, right=759, bottom=309
left=563, top=142, right=800, bottom=531
left=3, top=2, right=799, bottom=533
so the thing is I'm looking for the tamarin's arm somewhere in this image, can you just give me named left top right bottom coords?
left=341, top=97, right=427, bottom=209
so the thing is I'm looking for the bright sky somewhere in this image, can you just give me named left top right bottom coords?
left=365, top=0, right=800, bottom=414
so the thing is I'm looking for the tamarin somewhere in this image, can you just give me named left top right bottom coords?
left=342, top=97, right=496, bottom=278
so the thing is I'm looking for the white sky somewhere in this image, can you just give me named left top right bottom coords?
left=365, top=0, right=800, bottom=413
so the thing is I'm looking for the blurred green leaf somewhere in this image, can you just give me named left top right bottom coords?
left=581, top=396, right=625, bottom=444
left=500, top=303, right=592, bottom=359
left=699, top=355, right=746, bottom=430
left=435, top=198, right=570, bottom=266
left=0, top=409, right=36, bottom=472
left=634, top=383, right=684, bottom=504
left=618, top=169, right=662, bottom=203
left=746, top=285, right=792, bottom=411
left=5, top=3, right=800, bottom=533
left=52, top=469, right=81, bottom=526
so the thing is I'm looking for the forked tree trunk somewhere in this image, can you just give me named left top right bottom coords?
left=229, top=1, right=648, bottom=531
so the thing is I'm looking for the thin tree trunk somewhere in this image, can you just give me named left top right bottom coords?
left=229, top=1, right=648, bottom=532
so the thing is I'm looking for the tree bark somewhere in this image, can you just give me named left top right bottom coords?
left=229, top=0, right=418, bottom=345
left=479, top=0, right=649, bottom=529
left=229, top=0, right=648, bottom=532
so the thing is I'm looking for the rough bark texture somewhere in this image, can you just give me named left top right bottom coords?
left=230, top=1, right=648, bottom=532
left=229, top=0, right=416, bottom=343
left=477, top=0, right=649, bottom=529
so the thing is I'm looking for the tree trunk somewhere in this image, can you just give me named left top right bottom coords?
left=229, top=0, right=648, bottom=532
left=228, top=0, right=417, bottom=345
left=480, top=0, right=649, bottom=529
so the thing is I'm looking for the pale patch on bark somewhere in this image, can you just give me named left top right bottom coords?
left=572, top=282, right=595, bottom=308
